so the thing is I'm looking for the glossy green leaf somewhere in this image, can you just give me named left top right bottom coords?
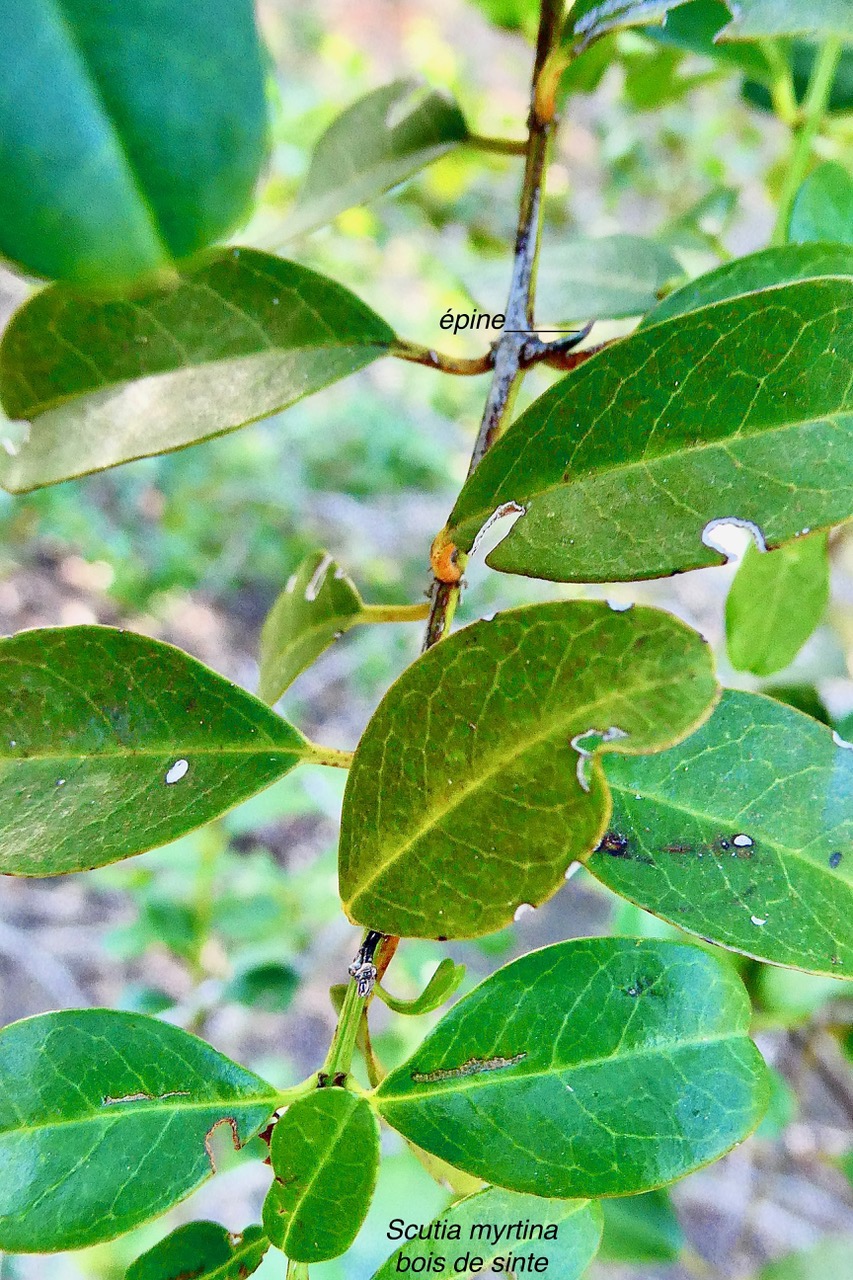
left=598, top=1189, right=684, bottom=1263
left=0, top=248, right=395, bottom=492
left=262, top=1089, right=380, bottom=1262
left=0, top=625, right=316, bottom=876
left=446, top=277, right=853, bottom=583
left=641, top=243, right=853, bottom=325
left=566, top=0, right=693, bottom=48
left=726, top=533, right=829, bottom=675
left=789, top=163, right=853, bottom=246
left=259, top=552, right=364, bottom=702
left=719, top=0, right=853, bottom=40
left=591, top=690, right=853, bottom=977
left=759, top=1236, right=853, bottom=1280
left=467, top=234, right=682, bottom=323
left=283, top=81, right=469, bottom=240
left=0, top=1010, right=279, bottom=1252
left=0, top=0, right=266, bottom=290
left=371, top=1187, right=603, bottom=1279
left=127, top=1221, right=269, bottom=1280
left=376, top=958, right=466, bottom=1015
left=375, top=937, right=769, bottom=1196
left=340, top=601, right=718, bottom=939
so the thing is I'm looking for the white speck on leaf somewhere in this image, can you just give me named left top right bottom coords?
left=606, top=598, right=634, bottom=612
left=514, top=903, right=535, bottom=921
left=733, top=834, right=753, bottom=848
left=165, top=759, right=189, bottom=785
left=750, top=915, right=768, bottom=927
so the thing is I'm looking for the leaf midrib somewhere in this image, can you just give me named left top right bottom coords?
left=0, top=1090, right=279, bottom=1140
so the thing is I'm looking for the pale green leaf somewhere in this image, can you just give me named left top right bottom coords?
left=726, top=532, right=829, bottom=676
left=0, top=0, right=267, bottom=289
left=262, top=1089, right=379, bottom=1262
left=759, top=1237, right=853, bottom=1280
left=0, top=1010, right=279, bottom=1252
left=567, top=0, right=693, bottom=47
left=719, top=0, right=853, bottom=40
left=590, top=690, right=853, bottom=977
left=598, top=1189, right=684, bottom=1263
left=282, top=81, right=469, bottom=240
left=371, top=1187, right=603, bottom=1279
left=0, top=248, right=395, bottom=492
left=127, top=1222, right=269, bottom=1280
left=340, top=601, right=718, bottom=939
left=375, top=958, right=466, bottom=1016
left=375, top=938, right=769, bottom=1196
left=789, top=163, right=853, bottom=246
left=0, top=625, right=316, bottom=875
left=446, top=277, right=853, bottom=583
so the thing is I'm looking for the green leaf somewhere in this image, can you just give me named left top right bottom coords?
left=759, top=1236, right=853, bottom=1280
left=340, top=601, right=718, bottom=939
left=0, top=248, right=395, bottom=492
left=641, top=243, right=853, bottom=325
left=726, top=532, right=829, bottom=676
left=0, top=0, right=266, bottom=290
left=375, top=937, right=769, bottom=1196
left=643, top=1, right=772, bottom=76
left=446, top=276, right=853, bottom=583
left=598, top=1189, right=684, bottom=1263
left=127, top=1221, right=269, bottom=1280
left=262, top=1089, right=380, bottom=1262
left=0, top=625, right=316, bottom=875
left=566, top=0, right=693, bottom=47
left=259, top=552, right=364, bottom=702
left=590, top=689, right=853, bottom=977
left=224, top=963, right=300, bottom=1014
left=719, top=0, right=853, bottom=40
left=283, top=81, right=469, bottom=240
left=789, top=163, right=853, bottom=245
left=375, top=958, right=466, bottom=1015
left=467, top=234, right=682, bottom=323
left=0, top=1009, right=279, bottom=1252
left=371, top=1187, right=603, bottom=1279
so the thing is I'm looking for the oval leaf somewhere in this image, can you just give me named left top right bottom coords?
left=259, top=551, right=364, bottom=703
left=446, top=277, right=853, bottom=583
left=262, top=1089, right=380, bottom=1262
left=375, top=937, right=769, bottom=1197
left=127, top=1222, right=269, bottom=1280
left=0, top=249, right=396, bottom=492
left=590, top=689, right=853, bottom=977
left=0, top=0, right=266, bottom=289
left=598, top=1189, right=684, bottom=1263
left=719, top=0, right=852, bottom=39
left=789, top=163, right=853, bottom=246
left=0, top=1010, right=279, bottom=1252
left=726, top=532, right=829, bottom=676
left=642, top=243, right=853, bottom=326
left=0, top=625, right=314, bottom=875
left=340, top=601, right=718, bottom=939
left=283, top=80, right=469, bottom=240
left=371, top=1187, right=603, bottom=1279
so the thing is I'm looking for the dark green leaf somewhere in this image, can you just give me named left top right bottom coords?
left=259, top=552, right=364, bottom=702
left=468, top=235, right=682, bottom=322
left=566, top=0, right=693, bottom=48
left=468, top=0, right=539, bottom=37
left=641, top=243, right=853, bottom=325
left=340, top=601, right=718, bottom=939
left=0, top=248, right=395, bottom=492
left=0, top=0, right=266, bottom=289
left=789, top=163, right=853, bottom=245
left=643, top=1, right=771, bottom=77
left=375, top=937, right=769, bottom=1196
left=0, top=625, right=317, bottom=875
left=591, top=689, right=853, bottom=977
left=262, top=1089, right=379, bottom=1262
left=224, top=963, right=300, bottom=1014
left=375, top=958, right=466, bottom=1015
left=726, top=533, right=829, bottom=676
left=127, top=1221, right=269, bottom=1280
left=598, top=1189, right=684, bottom=1263
left=283, top=81, right=469, bottom=240
left=0, top=1010, right=279, bottom=1252
left=759, top=1237, right=853, bottom=1280
left=719, top=0, right=853, bottom=39
left=371, top=1187, right=603, bottom=1279
left=446, top=277, right=853, bottom=583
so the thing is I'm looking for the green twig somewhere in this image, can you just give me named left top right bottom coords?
left=287, top=1260, right=310, bottom=1280
left=304, top=743, right=355, bottom=770
left=771, top=38, right=842, bottom=245
left=360, top=601, right=431, bottom=624
left=466, top=133, right=528, bottom=156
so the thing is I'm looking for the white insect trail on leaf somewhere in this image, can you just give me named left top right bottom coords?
left=165, top=759, right=189, bottom=785
left=204, top=1116, right=242, bottom=1172
left=470, top=501, right=526, bottom=559
left=304, top=553, right=334, bottom=603
left=411, top=1052, right=527, bottom=1083
left=701, top=517, right=767, bottom=560
left=102, top=1090, right=190, bottom=1105
left=571, top=726, right=628, bottom=792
